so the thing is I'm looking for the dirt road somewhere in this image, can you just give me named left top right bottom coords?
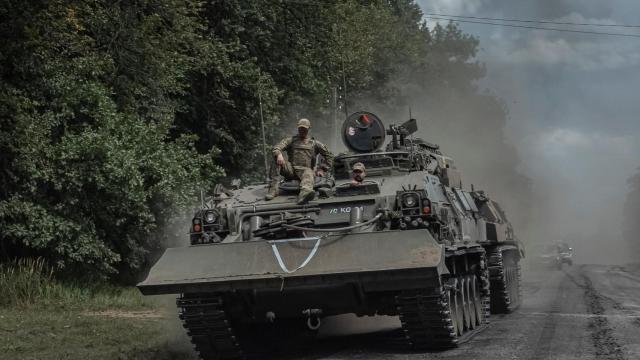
left=289, top=264, right=640, bottom=360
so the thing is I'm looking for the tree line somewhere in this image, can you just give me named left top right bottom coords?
left=0, top=0, right=529, bottom=282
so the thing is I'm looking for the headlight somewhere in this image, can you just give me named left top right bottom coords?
left=204, top=210, right=218, bottom=224
left=402, top=194, right=419, bottom=208
left=192, top=218, right=202, bottom=232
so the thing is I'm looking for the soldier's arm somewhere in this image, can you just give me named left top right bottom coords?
left=315, top=141, right=334, bottom=171
left=272, top=137, right=292, bottom=157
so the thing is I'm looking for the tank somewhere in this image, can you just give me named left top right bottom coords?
left=137, top=111, right=524, bottom=359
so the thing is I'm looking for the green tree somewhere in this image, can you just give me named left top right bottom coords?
left=0, top=0, right=533, bottom=280
left=0, top=0, right=221, bottom=280
left=176, top=0, right=443, bottom=175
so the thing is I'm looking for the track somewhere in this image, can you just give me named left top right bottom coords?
left=488, top=246, right=522, bottom=313
left=178, top=294, right=244, bottom=360
left=282, top=264, right=640, bottom=360
left=395, top=280, right=487, bottom=350
left=173, top=264, right=640, bottom=359
left=178, top=293, right=318, bottom=360
left=392, top=248, right=494, bottom=351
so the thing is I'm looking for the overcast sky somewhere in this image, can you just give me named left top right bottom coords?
left=417, top=0, right=640, bottom=263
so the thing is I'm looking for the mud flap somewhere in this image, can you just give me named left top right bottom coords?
left=138, top=229, right=445, bottom=295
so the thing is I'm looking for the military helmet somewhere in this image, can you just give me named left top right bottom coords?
left=297, top=118, right=311, bottom=129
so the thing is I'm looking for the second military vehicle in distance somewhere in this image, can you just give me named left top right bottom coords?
left=536, top=241, right=573, bottom=270
left=138, top=111, right=524, bottom=359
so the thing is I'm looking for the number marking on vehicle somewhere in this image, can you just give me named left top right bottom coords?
left=329, top=207, right=352, bottom=214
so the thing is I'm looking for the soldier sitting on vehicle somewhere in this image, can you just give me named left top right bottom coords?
left=265, top=118, right=334, bottom=204
left=350, top=162, right=366, bottom=186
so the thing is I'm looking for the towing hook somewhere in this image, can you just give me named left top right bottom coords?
left=307, top=315, right=321, bottom=330
left=302, top=308, right=322, bottom=330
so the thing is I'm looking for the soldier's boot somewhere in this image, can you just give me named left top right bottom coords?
left=265, top=180, right=279, bottom=201
left=317, top=187, right=332, bottom=198
left=296, top=189, right=315, bottom=205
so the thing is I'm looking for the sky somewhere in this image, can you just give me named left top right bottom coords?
left=417, top=0, right=640, bottom=264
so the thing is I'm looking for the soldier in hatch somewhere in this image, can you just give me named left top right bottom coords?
left=350, top=162, right=366, bottom=186
left=265, top=118, right=334, bottom=204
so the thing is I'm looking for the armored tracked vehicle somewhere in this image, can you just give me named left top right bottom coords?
left=138, top=111, right=524, bottom=359
left=536, top=242, right=573, bottom=270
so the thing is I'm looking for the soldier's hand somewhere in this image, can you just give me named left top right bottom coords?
left=276, top=153, right=285, bottom=166
left=315, top=169, right=325, bottom=177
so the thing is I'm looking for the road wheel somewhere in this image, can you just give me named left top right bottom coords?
left=461, top=276, right=472, bottom=330
left=509, top=266, right=517, bottom=303
left=468, top=275, right=479, bottom=329
left=447, top=279, right=463, bottom=336
left=454, top=278, right=465, bottom=335
left=446, top=281, right=458, bottom=337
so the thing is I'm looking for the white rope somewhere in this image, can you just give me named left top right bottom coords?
left=268, top=237, right=323, bottom=274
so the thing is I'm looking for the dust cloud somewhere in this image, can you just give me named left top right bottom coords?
left=140, top=211, right=200, bottom=356
left=624, top=170, right=640, bottom=255
left=150, top=294, right=195, bottom=358
left=312, top=79, right=637, bottom=267
left=257, top=64, right=637, bottom=339
left=422, top=0, right=640, bottom=266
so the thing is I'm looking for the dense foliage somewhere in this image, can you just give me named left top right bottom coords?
left=0, top=0, right=221, bottom=280
left=0, top=0, right=530, bottom=281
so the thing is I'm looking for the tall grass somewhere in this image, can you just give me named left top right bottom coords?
left=0, top=258, right=148, bottom=309
left=0, top=258, right=53, bottom=306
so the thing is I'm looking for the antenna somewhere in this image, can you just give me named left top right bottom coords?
left=408, top=131, right=415, bottom=173
left=341, top=55, right=348, bottom=117
left=332, top=86, right=338, bottom=150
left=339, top=27, right=348, bottom=117
left=258, top=90, right=269, bottom=183
left=409, top=106, right=412, bottom=120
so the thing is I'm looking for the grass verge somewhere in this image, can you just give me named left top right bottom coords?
left=0, top=258, right=148, bottom=309
left=0, top=258, right=194, bottom=359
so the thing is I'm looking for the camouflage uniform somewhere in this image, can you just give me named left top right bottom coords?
left=266, top=134, right=334, bottom=201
